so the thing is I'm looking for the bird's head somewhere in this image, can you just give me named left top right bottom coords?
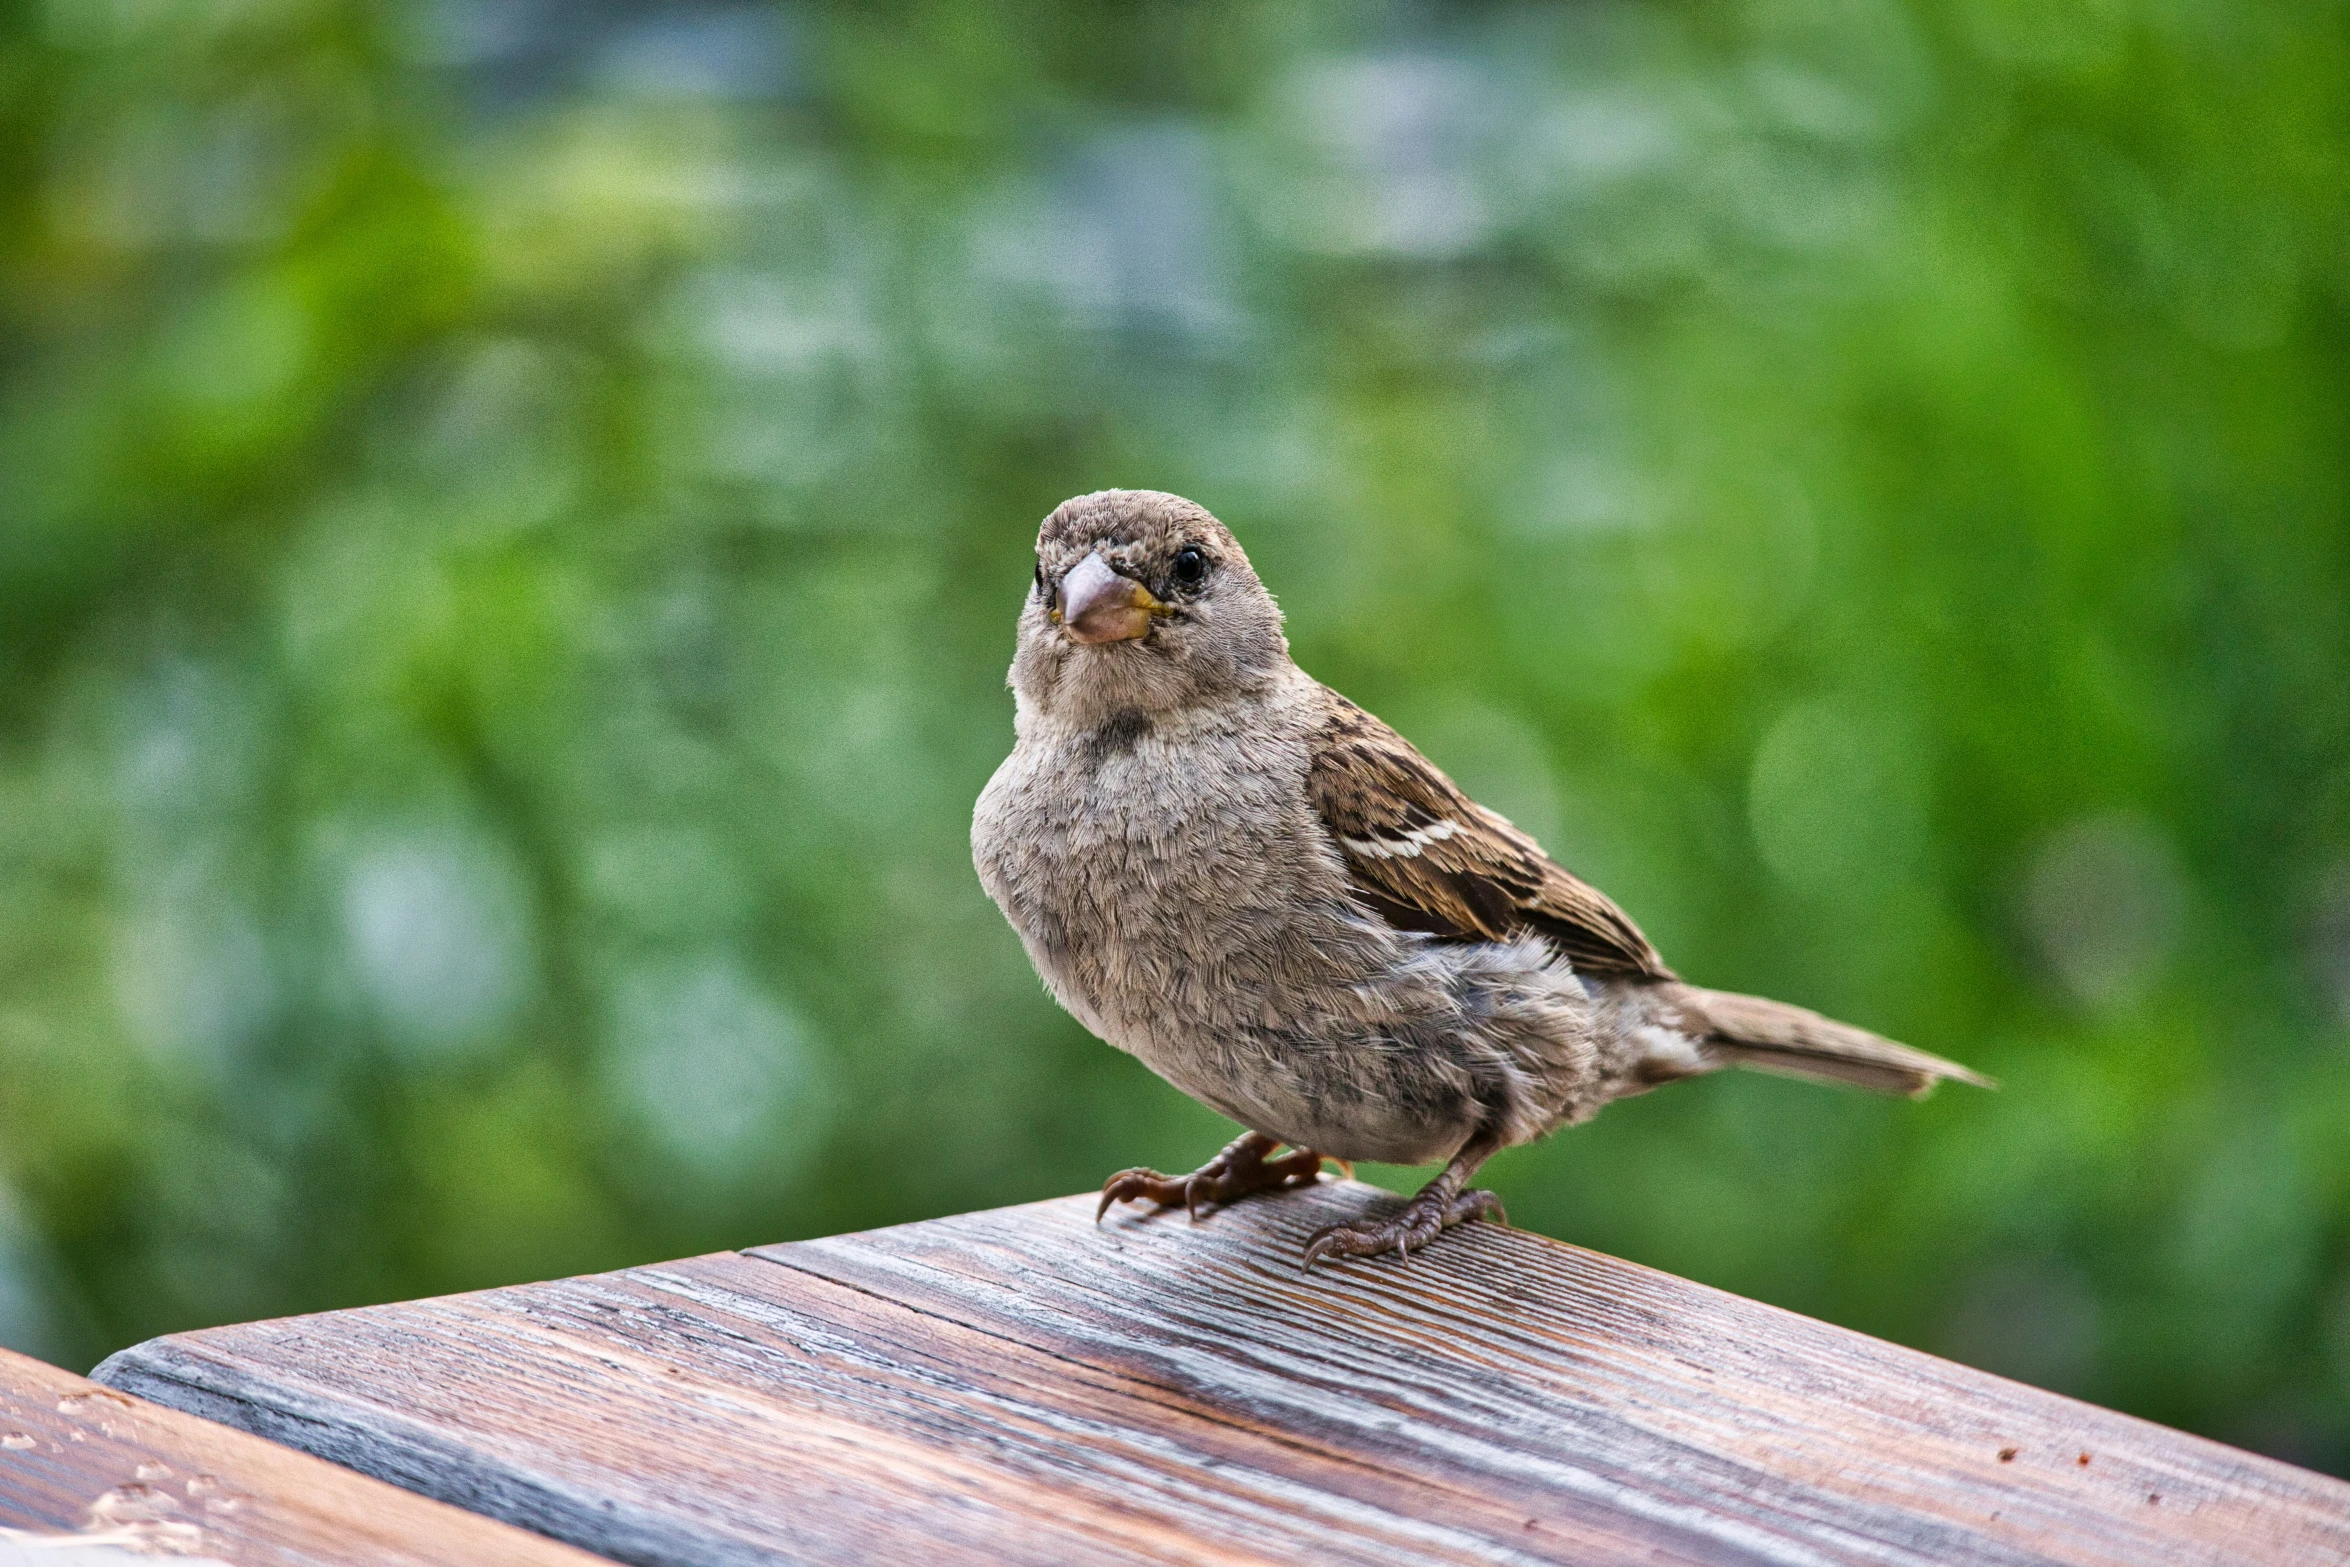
left=1010, top=490, right=1288, bottom=725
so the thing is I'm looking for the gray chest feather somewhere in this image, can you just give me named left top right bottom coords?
left=973, top=702, right=1380, bottom=1055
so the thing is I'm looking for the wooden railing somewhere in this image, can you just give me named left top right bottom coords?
left=3, top=1178, right=2343, bottom=1564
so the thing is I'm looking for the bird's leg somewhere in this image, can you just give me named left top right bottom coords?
left=1302, top=1125, right=1508, bottom=1268
left=1098, top=1130, right=1331, bottom=1223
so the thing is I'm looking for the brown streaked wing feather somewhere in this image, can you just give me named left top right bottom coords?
left=1304, top=690, right=1674, bottom=979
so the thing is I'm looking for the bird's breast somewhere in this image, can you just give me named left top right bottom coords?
left=972, top=705, right=1385, bottom=1056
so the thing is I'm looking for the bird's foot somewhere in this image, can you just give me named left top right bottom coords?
left=1097, top=1130, right=1333, bottom=1223
left=1302, top=1187, right=1506, bottom=1268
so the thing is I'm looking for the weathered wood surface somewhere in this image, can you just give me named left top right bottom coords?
left=94, top=1180, right=2350, bottom=1567
left=0, top=1345, right=611, bottom=1564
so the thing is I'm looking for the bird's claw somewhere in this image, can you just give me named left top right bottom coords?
left=1095, top=1168, right=1169, bottom=1222
left=1302, top=1188, right=1506, bottom=1269
left=1095, top=1166, right=1249, bottom=1222
left=1096, top=1135, right=1327, bottom=1224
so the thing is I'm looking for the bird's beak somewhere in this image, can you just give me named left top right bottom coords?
left=1052, top=552, right=1167, bottom=645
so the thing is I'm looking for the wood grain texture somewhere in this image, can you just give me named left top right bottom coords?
left=0, top=1346, right=612, bottom=1564
left=93, top=1181, right=2350, bottom=1567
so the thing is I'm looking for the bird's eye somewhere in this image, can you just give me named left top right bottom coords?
left=1170, top=547, right=1207, bottom=589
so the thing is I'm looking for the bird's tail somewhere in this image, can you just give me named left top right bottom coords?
left=1664, top=984, right=1994, bottom=1098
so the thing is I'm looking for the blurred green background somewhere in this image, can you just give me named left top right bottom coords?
left=3, top=0, right=2348, bottom=1474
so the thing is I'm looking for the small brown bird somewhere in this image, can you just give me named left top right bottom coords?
left=972, top=489, right=1988, bottom=1267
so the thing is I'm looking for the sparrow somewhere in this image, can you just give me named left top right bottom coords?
left=971, top=489, right=1989, bottom=1267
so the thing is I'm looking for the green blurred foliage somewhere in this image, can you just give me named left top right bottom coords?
left=2, top=0, right=2348, bottom=1473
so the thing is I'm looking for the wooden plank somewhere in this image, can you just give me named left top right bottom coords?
left=0, top=1345, right=611, bottom=1565
left=92, top=1180, right=2350, bottom=1567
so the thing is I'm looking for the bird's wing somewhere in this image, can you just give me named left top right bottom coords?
left=1304, top=688, right=1675, bottom=979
